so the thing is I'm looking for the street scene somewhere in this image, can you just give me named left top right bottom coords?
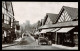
left=2, top=1, right=78, bottom=50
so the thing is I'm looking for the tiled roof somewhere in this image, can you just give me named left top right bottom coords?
left=38, top=21, right=78, bottom=29
left=59, top=6, right=78, bottom=20
left=46, top=13, right=59, bottom=24
left=41, top=6, right=78, bottom=29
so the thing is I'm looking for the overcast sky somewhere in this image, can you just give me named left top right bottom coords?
left=12, top=2, right=78, bottom=24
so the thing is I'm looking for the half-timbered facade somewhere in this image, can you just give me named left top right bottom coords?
left=2, top=1, right=19, bottom=43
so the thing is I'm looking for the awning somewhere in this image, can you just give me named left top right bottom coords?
left=40, top=29, right=53, bottom=33
left=38, top=21, right=78, bottom=29
left=57, top=27, right=75, bottom=33
left=51, top=28, right=61, bottom=32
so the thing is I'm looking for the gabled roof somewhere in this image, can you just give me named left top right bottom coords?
left=6, top=2, right=14, bottom=16
left=44, top=13, right=59, bottom=24
left=47, top=13, right=59, bottom=24
left=11, top=2, right=14, bottom=16
left=41, top=19, right=44, bottom=26
left=58, top=6, right=78, bottom=20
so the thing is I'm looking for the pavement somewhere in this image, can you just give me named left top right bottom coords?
left=2, top=35, right=36, bottom=48
left=52, top=44, right=78, bottom=50
left=2, top=37, right=22, bottom=48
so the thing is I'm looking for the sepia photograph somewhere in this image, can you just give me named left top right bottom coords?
left=2, top=1, right=78, bottom=50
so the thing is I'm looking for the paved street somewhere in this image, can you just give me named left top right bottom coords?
left=2, top=35, right=77, bottom=50
left=2, top=45, right=66, bottom=50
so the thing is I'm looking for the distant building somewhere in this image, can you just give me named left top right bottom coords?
left=14, top=20, right=21, bottom=38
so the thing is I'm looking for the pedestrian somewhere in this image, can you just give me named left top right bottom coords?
left=22, top=33, right=24, bottom=38
left=4, top=30, right=7, bottom=43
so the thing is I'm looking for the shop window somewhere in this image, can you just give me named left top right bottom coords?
left=74, top=34, right=78, bottom=46
left=64, top=34, right=71, bottom=42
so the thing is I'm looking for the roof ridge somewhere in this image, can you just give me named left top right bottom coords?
left=46, top=13, right=58, bottom=15
left=63, top=6, right=78, bottom=9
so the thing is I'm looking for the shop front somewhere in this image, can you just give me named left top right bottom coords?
left=39, top=29, right=53, bottom=37
left=56, top=27, right=78, bottom=47
left=2, top=23, right=16, bottom=43
left=2, top=23, right=11, bottom=43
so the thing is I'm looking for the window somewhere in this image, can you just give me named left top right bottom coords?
left=6, top=16, right=9, bottom=21
left=6, top=21, right=9, bottom=24
left=2, top=2, right=6, bottom=9
left=6, top=2, right=12, bottom=13
left=16, top=25, right=20, bottom=30
left=2, top=14, right=4, bottom=23
left=11, top=23, right=13, bottom=27
left=4, top=20, right=6, bottom=24
left=4, top=15, right=6, bottom=20
left=11, top=19, right=13, bottom=22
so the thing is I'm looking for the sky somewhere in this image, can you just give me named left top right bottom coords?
left=12, top=2, right=78, bottom=24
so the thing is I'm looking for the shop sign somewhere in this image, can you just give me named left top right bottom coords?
left=2, top=23, right=10, bottom=29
